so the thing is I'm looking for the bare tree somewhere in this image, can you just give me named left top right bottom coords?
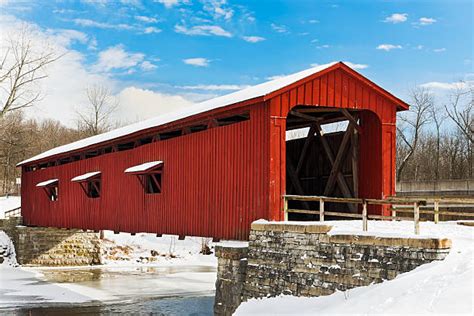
left=444, top=82, right=473, bottom=143
left=0, top=26, right=60, bottom=117
left=77, top=85, right=118, bottom=136
left=430, top=101, right=446, bottom=180
left=396, top=87, right=433, bottom=180
left=444, top=82, right=474, bottom=177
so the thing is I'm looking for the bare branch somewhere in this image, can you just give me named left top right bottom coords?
left=0, top=25, right=61, bottom=117
left=76, top=84, right=119, bottom=136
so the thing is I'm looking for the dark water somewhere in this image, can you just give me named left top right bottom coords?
left=3, top=296, right=214, bottom=315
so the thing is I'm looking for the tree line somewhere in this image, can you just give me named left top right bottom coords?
left=396, top=85, right=473, bottom=181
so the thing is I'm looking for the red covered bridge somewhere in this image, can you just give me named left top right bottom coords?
left=18, top=62, right=409, bottom=240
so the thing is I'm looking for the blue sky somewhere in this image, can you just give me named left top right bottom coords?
left=1, top=0, right=472, bottom=124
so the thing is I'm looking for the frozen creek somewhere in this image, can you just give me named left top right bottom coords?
left=0, top=264, right=216, bottom=315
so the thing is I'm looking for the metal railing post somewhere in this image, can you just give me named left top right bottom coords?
left=319, top=198, right=325, bottom=222
left=434, top=200, right=439, bottom=224
left=362, top=200, right=368, bottom=231
left=414, top=202, right=420, bottom=235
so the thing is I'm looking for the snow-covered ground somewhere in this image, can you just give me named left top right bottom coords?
left=100, top=230, right=217, bottom=266
left=236, top=220, right=474, bottom=316
left=0, top=195, right=21, bottom=219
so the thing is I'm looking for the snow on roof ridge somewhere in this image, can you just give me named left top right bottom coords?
left=18, top=62, right=338, bottom=166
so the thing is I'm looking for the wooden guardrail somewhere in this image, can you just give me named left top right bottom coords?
left=283, top=195, right=474, bottom=235
left=4, top=207, right=21, bottom=219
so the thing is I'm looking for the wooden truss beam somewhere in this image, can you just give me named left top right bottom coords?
left=286, top=158, right=311, bottom=210
left=314, top=122, right=356, bottom=213
left=323, top=123, right=355, bottom=196
left=296, top=124, right=317, bottom=175
left=340, top=109, right=362, bottom=134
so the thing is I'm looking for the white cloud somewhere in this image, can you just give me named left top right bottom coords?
left=384, top=13, right=408, bottom=24
left=120, top=0, right=142, bottom=5
left=308, top=19, right=319, bottom=24
left=419, top=17, right=436, bottom=25
left=135, top=15, right=158, bottom=23
left=156, top=0, right=181, bottom=8
left=415, top=45, right=424, bottom=50
left=117, top=86, right=193, bottom=121
left=316, top=44, right=330, bottom=49
left=183, top=57, right=210, bottom=67
left=174, top=24, right=232, bottom=37
left=419, top=81, right=470, bottom=90
left=376, top=44, right=402, bottom=51
left=140, top=61, right=158, bottom=71
left=271, top=23, right=288, bottom=33
left=177, top=84, right=249, bottom=91
left=47, top=29, right=89, bottom=47
left=93, top=45, right=145, bottom=72
left=81, top=0, right=108, bottom=6
left=143, top=26, right=162, bottom=34
left=202, top=0, right=234, bottom=20
left=73, top=18, right=133, bottom=30
left=433, top=48, right=446, bottom=53
left=242, top=36, right=265, bottom=43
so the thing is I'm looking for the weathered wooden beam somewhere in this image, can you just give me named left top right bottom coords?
left=351, top=129, right=359, bottom=198
left=295, top=124, right=316, bottom=175
left=314, top=123, right=356, bottom=212
left=298, top=108, right=343, bottom=113
left=286, top=115, right=348, bottom=131
left=323, top=124, right=354, bottom=195
left=182, top=127, right=191, bottom=135
left=286, top=158, right=311, bottom=210
left=289, top=110, right=321, bottom=123
left=340, top=109, right=362, bottom=134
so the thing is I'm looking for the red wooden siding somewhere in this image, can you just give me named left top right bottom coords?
left=22, top=104, right=270, bottom=240
left=21, top=64, right=405, bottom=240
left=266, top=67, right=399, bottom=219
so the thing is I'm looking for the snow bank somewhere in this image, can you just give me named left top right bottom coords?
left=236, top=220, right=474, bottom=315
left=0, top=195, right=21, bottom=219
left=0, top=231, right=17, bottom=266
left=101, top=231, right=217, bottom=267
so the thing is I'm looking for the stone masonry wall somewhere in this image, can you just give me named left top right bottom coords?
left=214, top=246, right=248, bottom=316
left=214, top=222, right=451, bottom=315
left=1, top=217, right=101, bottom=266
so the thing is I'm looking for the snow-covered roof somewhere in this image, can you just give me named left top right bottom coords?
left=71, top=171, right=101, bottom=182
left=18, top=62, right=338, bottom=166
left=36, top=179, right=59, bottom=187
left=124, top=161, right=163, bottom=174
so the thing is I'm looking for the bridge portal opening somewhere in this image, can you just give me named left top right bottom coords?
left=285, top=106, right=361, bottom=220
